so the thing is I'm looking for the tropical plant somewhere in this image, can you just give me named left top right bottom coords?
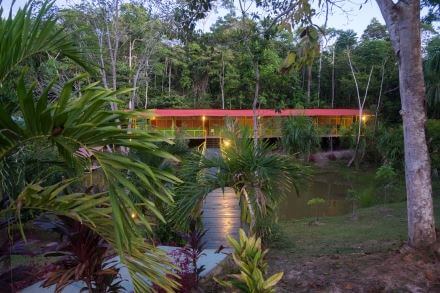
left=375, top=164, right=398, bottom=203
left=158, top=223, right=207, bottom=292
left=425, top=36, right=440, bottom=118
left=215, top=229, right=283, bottom=292
left=346, top=189, right=361, bottom=219
left=40, top=217, right=124, bottom=293
left=281, top=116, right=319, bottom=160
left=427, top=119, right=440, bottom=174
left=180, top=222, right=207, bottom=287
left=376, top=126, right=404, bottom=169
left=306, top=197, right=326, bottom=222
left=172, top=128, right=308, bottom=238
left=0, top=0, right=91, bottom=83
left=0, top=75, right=180, bottom=291
left=339, top=124, right=357, bottom=149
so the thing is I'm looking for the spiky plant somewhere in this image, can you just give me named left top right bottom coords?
left=0, top=0, right=91, bottom=83
left=215, top=229, right=283, bottom=292
left=0, top=76, right=180, bottom=292
left=172, top=128, right=308, bottom=237
left=1, top=1, right=180, bottom=291
left=281, top=116, right=319, bottom=159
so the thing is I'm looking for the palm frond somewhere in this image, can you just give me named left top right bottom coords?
left=0, top=0, right=92, bottom=82
left=281, top=116, right=319, bottom=156
left=1, top=180, right=179, bottom=292
left=0, top=76, right=180, bottom=292
left=172, top=127, right=309, bottom=235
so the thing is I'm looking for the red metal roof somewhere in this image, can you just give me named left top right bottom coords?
left=150, top=109, right=362, bottom=117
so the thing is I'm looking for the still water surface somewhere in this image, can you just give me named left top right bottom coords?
left=278, top=167, right=373, bottom=220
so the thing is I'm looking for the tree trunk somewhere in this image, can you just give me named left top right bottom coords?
left=161, top=58, right=166, bottom=93
left=128, top=39, right=133, bottom=85
left=376, top=0, right=436, bottom=247
left=306, top=65, right=312, bottom=104
left=130, top=63, right=143, bottom=110
left=220, top=52, right=225, bottom=109
left=374, top=60, right=386, bottom=132
left=145, top=71, right=149, bottom=109
left=346, top=50, right=373, bottom=168
left=241, top=187, right=256, bottom=234
left=97, top=34, right=108, bottom=89
left=331, top=46, right=335, bottom=108
left=168, top=61, right=172, bottom=98
left=330, top=46, right=336, bottom=152
left=317, top=45, right=322, bottom=107
left=253, top=61, right=260, bottom=147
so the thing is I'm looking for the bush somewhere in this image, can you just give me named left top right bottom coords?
left=427, top=119, right=440, bottom=174
left=215, top=229, right=283, bottom=292
left=281, top=116, right=319, bottom=158
left=307, top=197, right=326, bottom=221
left=376, top=125, right=404, bottom=169
left=375, top=164, right=398, bottom=203
left=375, top=121, right=439, bottom=174
left=357, top=187, right=376, bottom=207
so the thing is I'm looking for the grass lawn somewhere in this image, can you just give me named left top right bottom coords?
left=273, top=198, right=440, bottom=257
left=262, top=197, right=440, bottom=292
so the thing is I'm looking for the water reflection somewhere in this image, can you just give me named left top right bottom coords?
left=278, top=171, right=354, bottom=220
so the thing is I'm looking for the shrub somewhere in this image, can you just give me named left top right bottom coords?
left=375, top=164, right=398, bottom=203
left=427, top=119, right=440, bottom=174
left=41, top=218, right=123, bottom=292
left=215, top=229, right=283, bottom=292
left=307, top=197, right=326, bottom=222
left=155, top=224, right=207, bottom=293
left=281, top=116, right=319, bottom=158
left=376, top=126, right=404, bottom=169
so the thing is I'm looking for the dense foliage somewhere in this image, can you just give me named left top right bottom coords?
left=3, top=1, right=438, bottom=121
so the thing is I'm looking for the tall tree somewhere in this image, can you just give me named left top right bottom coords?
left=376, top=0, right=436, bottom=247
left=361, top=17, right=388, bottom=41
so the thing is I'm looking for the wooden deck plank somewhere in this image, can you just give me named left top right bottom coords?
left=202, top=186, right=240, bottom=249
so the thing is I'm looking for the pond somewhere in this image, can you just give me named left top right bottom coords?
left=278, top=165, right=376, bottom=220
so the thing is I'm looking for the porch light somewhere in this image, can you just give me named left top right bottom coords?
left=202, top=116, right=206, bottom=121
left=131, top=212, right=137, bottom=219
left=151, top=116, right=156, bottom=120
left=361, top=115, right=367, bottom=122
left=223, top=139, right=231, bottom=148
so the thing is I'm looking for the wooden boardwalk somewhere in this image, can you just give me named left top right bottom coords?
left=202, top=187, right=240, bottom=249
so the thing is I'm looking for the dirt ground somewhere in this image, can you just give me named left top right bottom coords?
left=202, top=244, right=440, bottom=292
left=267, top=245, right=440, bottom=292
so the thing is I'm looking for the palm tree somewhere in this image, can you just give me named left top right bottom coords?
left=0, top=0, right=91, bottom=83
left=0, top=76, right=180, bottom=291
left=281, top=116, right=320, bottom=160
left=172, top=128, right=308, bottom=237
left=0, top=1, right=179, bottom=291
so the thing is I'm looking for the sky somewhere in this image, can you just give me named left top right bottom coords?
left=1, top=0, right=385, bottom=36
left=197, top=0, right=385, bottom=36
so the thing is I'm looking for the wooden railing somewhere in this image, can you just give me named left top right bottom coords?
left=150, top=126, right=344, bottom=138
left=158, top=128, right=206, bottom=138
